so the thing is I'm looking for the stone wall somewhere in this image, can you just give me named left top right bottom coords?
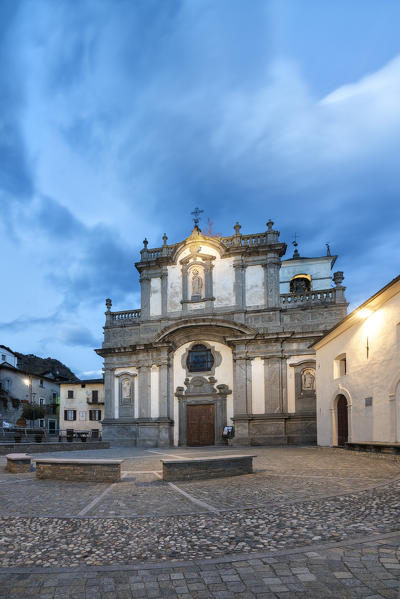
left=35, top=458, right=122, bottom=482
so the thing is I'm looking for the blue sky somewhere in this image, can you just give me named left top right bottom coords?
left=1, top=0, right=399, bottom=378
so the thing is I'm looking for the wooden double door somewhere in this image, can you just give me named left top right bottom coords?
left=186, top=404, right=215, bottom=446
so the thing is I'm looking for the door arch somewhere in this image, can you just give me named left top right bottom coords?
left=336, top=394, right=348, bottom=446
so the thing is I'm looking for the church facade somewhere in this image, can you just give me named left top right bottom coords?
left=96, top=219, right=347, bottom=447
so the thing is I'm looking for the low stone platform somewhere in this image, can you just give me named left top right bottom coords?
left=162, top=454, right=255, bottom=481
left=0, top=441, right=109, bottom=455
left=346, top=441, right=400, bottom=455
left=35, top=458, right=124, bottom=482
left=5, top=453, right=32, bottom=473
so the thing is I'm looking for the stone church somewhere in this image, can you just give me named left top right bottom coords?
left=97, top=218, right=347, bottom=447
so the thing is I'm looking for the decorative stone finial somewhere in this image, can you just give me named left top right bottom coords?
left=234, top=221, right=241, bottom=235
left=326, top=242, right=331, bottom=256
left=267, top=219, right=274, bottom=231
left=105, top=298, right=112, bottom=312
left=143, top=238, right=148, bottom=249
left=292, top=234, right=300, bottom=258
left=333, top=271, right=344, bottom=286
left=162, top=233, right=168, bottom=246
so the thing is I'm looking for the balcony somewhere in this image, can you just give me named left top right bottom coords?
left=109, top=309, right=141, bottom=324
left=87, top=397, right=104, bottom=405
left=280, top=288, right=337, bottom=307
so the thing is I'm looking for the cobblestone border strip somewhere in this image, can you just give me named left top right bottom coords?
left=0, top=530, right=398, bottom=575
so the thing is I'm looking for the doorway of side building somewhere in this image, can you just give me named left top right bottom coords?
left=336, top=394, right=348, bottom=446
left=186, top=404, right=215, bottom=446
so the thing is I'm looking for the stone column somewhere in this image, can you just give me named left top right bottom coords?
left=103, top=367, right=115, bottom=419
left=234, top=262, right=246, bottom=309
left=158, top=360, right=169, bottom=417
left=161, top=270, right=168, bottom=316
left=140, top=274, right=151, bottom=320
left=264, top=254, right=281, bottom=308
left=204, top=263, right=213, bottom=297
left=181, top=265, right=188, bottom=313
left=138, top=365, right=151, bottom=417
left=233, top=355, right=248, bottom=415
left=264, top=357, right=283, bottom=413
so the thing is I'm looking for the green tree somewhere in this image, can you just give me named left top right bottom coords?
left=21, top=403, right=45, bottom=424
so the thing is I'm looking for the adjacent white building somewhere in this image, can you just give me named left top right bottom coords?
left=59, top=379, right=104, bottom=438
left=313, top=275, right=400, bottom=446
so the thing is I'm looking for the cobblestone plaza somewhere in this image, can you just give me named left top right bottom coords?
left=0, top=446, right=399, bottom=598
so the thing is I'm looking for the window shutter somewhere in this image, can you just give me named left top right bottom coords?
left=73, top=410, right=76, bottom=421
left=92, top=390, right=98, bottom=402
left=64, top=410, right=68, bottom=420
left=89, top=411, right=93, bottom=421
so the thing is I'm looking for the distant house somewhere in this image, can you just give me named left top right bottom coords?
left=0, top=362, right=60, bottom=432
left=59, top=379, right=104, bottom=438
left=0, top=345, right=18, bottom=368
left=312, top=275, right=400, bottom=446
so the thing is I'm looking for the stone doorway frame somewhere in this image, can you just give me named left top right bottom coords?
left=175, top=376, right=232, bottom=446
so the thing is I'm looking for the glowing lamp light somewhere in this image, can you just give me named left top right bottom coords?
left=23, top=378, right=30, bottom=386
left=357, top=308, right=372, bottom=320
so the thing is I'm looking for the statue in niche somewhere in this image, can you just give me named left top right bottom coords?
left=121, top=378, right=131, bottom=404
left=191, top=268, right=203, bottom=297
left=301, top=369, right=315, bottom=391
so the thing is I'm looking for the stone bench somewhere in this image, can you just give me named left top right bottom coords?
left=162, top=455, right=256, bottom=481
left=345, top=442, right=400, bottom=455
left=6, top=453, right=32, bottom=473
left=35, top=458, right=124, bottom=482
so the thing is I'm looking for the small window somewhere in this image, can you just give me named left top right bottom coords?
left=92, top=390, right=98, bottom=402
left=334, top=354, right=347, bottom=378
left=187, top=344, right=214, bottom=372
left=64, top=409, right=76, bottom=421
left=39, top=398, right=45, bottom=406
left=38, top=419, right=45, bottom=428
left=1, top=354, right=5, bottom=361
left=39, top=379, right=44, bottom=387
left=52, top=392, right=57, bottom=401
left=81, top=383, right=86, bottom=388
left=67, top=390, right=74, bottom=399
left=89, top=409, right=102, bottom=421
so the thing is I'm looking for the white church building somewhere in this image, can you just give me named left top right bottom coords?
left=313, top=275, right=400, bottom=446
left=97, top=218, right=347, bottom=447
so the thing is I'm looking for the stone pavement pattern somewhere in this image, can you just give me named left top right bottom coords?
left=0, top=446, right=398, bottom=597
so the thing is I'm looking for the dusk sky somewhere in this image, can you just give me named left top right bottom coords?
left=1, top=0, right=399, bottom=378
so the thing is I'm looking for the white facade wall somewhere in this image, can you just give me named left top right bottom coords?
left=280, top=258, right=333, bottom=293
left=316, top=291, right=400, bottom=445
left=214, top=257, right=235, bottom=307
left=167, top=264, right=182, bottom=312
left=246, top=265, right=264, bottom=307
left=150, top=365, right=159, bottom=418
left=172, top=340, right=234, bottom=446
left=251, top=357, right=265, bottom=413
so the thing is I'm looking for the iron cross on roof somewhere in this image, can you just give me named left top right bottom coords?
left=191, top=207, right=204, bottom=226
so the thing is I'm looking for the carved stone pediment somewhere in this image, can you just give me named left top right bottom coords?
left=184, top=376, right=216, bottom=395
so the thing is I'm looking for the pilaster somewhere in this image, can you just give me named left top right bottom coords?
left=104, top=367, right=115, bottom=419
left=234, top=261, right=246, bottom=309
left=161, top=270, right=168, bottom=316
left=138, top=365, right=151, bottom=417
left=140, top=274, right=151, bottom=320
